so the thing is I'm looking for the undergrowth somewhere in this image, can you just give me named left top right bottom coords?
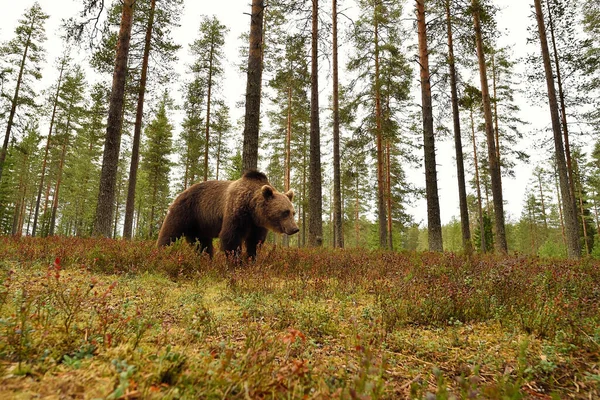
left=0, top=236, right=598, bottom=399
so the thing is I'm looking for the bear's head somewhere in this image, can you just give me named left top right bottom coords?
left=258, top=185, right=300, bottom=236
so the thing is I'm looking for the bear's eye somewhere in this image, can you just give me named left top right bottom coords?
left=281, top=210, right=290, bottom=218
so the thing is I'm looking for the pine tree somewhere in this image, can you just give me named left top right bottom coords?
left=140, top=91, right=173, bottom=239
left=471, top=0, right=507, bottom=253
left=48, top=66, right=87, bottom=236
left=534, top=0, right=581, bottom=258
left=0, top=2, right=48, bottom=183
left=189, top=15, right=228, bottom=181
left=416, top=0, right=443, bottom=251
left=32, top=54, right=69, bottom=236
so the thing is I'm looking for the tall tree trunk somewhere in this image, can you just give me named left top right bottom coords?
left=204, top=42, right=215, bottom=181
left=416, top=0, right=443, bottom=252
left=123, top=0, right=156, bottom=240
left=93, top=0, right=135, bottom=237
left=470, top=107, right=486, bottom=253
left=308, top=0, right=323, bottom=247
left=445, top=0, right=471, bottom=253
left=332, top=0, right=343, bottom=248
left=534, top=0, right=581, bottom=258
left=32, top=59, right=66, bottom=237
left=374, top=5, right=388, bottom=249
left=545, top=0, right=579, bottom=237
left=472, top=0, right=507, bottom=253
left=242, top=0, right=264, bottom=172
left=0, top=20, right=33, bottom=183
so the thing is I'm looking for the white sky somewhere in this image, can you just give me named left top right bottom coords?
left=0, top=0, right=572, bottom=226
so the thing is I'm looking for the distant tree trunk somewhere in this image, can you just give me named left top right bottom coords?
left=50, top=131, right=69, bottom=236
left=534, top=0, right=580, bottom=258
left=308, top=0, right=323, bottom=247
left=13, top=154, right=28, bottom=236
left=93, top=0, right=135, bottom=237
left=445, top=0, right=471, bottom=253
left=41, top=179, right=52, bottom=236
left=553, top=161, right=567, bottom=247
left=355, top=173, right=360, bottom=247
left=470, top=107, right=486, bottom=253
left=285, top=87, right=292, bottom=192
left=302, top=140, right=307, bottom=247
left=204, top=42, right=215, bottom=181
left=282, top=86, right=292, bottom=248
left=216, top=131, right=223, bottom=180
left=491, top=52, right=501, bottom=162
left=123, top=0, right=155, bottom=240
left=32, top=60, right=66, bottom=236
left=332, top=0, right=343, bottom=248
left=386, top=139, right=393, bottom=251
left=472, top=0, right=507, bottom=253
left=545, top=0, right=579, bottom=234
left=537, top=173, right=548, bottom=230
left=416, top=0, right=443, bottom=252
left=242, top=0, right=264, bottom=172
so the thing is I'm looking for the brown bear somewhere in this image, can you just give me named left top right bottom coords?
left=157, top=170, right=299, bottom=260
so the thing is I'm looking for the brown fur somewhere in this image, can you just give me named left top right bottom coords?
left=157, top=171, right=299, bottom=260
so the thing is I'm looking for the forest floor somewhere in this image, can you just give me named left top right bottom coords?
left=0, top=237, right=599, bottom=399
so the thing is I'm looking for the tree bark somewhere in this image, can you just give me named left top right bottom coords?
left=242, top=0, right=264, bottom=172
left=416, top=0, right=443, bottom=252
left=534, top=0, right=581, bottom=258
left=332, top=0, right=343, bottom=248
left=93, top=0, right=135, bottom=237
left=445, top=0, right=471, bottom=253
left=472, top=0, right=507, bottom=253
left=123, top=0, right=155, bottom=240
left=32, top=59, right=66, bottom=236
left=308, top=0, right=323, bottom=247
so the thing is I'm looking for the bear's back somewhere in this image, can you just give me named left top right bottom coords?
left=175, top=180, right=232, bottom=238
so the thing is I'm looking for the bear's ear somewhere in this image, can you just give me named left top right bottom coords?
left=261, top=185, right=274, bottom=199
left=284, top=189, right=294, bottom=201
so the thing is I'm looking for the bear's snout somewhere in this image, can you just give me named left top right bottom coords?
left=288, top=226, right=300, bottom=235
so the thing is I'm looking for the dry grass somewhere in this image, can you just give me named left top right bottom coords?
left=0, top=236, right=599, bottom=399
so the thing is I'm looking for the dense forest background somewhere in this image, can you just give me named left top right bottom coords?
left=0, top=0, right=599, bottom=258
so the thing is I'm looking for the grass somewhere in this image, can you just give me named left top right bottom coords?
left=0, top=236, right=599, bottom=399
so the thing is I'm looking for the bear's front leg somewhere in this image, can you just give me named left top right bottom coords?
left=245, top=227, right=268, bottom=261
